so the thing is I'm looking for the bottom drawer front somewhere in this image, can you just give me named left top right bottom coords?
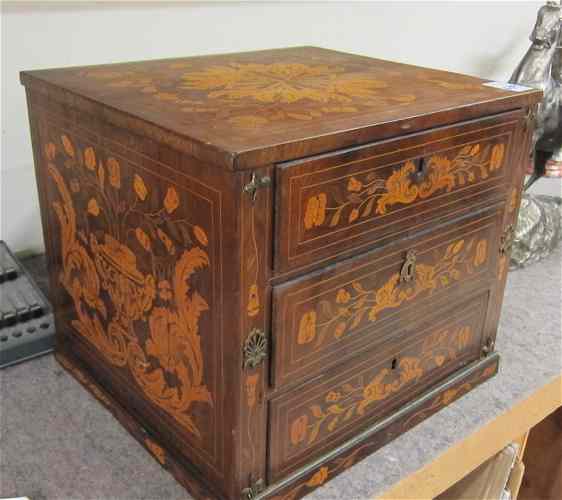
left=268, top=292, right=489, bottom=480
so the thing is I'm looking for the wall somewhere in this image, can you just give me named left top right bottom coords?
left=1, top=1, right=558, bottom=253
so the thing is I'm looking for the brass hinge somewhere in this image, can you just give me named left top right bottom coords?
left=241, top=478, right=265, bottom=499
left=243, top=328, right=268, bottom=370
left=500, top=224, right=515, bottom=256
left=524, top=107, right=536, bottom=131
left=243, top=172, right=271, bottom=203
left=481, top=337, right=495, bottom=358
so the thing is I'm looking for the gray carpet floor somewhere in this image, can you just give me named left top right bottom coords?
left=1, top=248, right=561, bottom=500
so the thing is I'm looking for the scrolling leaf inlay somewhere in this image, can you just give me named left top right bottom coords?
left=297, top=236, right=488, bottom=348
left=290, top=324, right=473, bottom=446
left=304, top=142, right=506, bottom=231
left=46, top=134, right=213, bottom=438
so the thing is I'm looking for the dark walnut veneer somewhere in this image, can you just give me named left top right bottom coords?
left=21, top=47, right=541, bottom=500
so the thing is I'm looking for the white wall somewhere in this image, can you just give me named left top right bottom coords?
left=1, top=0, right=558, bottom=254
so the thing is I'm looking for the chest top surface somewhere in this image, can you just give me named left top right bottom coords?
left=21, top=46, right=541, bottom=169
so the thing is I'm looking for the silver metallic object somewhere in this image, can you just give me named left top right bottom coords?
left=510, top=1, right=562, bottom=186
left=511, top=194, right=562, bottom=269
left=507, top=3, right=562, bottom=270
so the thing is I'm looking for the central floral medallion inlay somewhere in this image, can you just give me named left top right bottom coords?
left=181, top=63, right=388, bottom=104
left=79, top=59, right=421, bottom=128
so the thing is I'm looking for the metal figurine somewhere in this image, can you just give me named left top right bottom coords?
left=545, top=35, right=562, bottom=174
left=511, top=194, right=562, bottom=268
left=509, top=1, right=562, bottom=187
left=508, top=2, right=562, bottom=269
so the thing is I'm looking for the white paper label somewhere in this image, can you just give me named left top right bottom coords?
left=482, top=81, right=534, bottom=92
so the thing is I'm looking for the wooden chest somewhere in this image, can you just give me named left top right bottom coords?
left=21, top=47, right=541, bottom=500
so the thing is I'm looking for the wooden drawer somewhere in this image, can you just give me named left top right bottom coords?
left=271, top=204, right=503, bottom=390
left=275, top=111, right=521, bottom=274
left=268, top=291, right=489, bottom=480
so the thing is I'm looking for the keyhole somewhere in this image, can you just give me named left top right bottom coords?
left=391, top=358, right=398, bottom=370
left=412, top=158, right=427, bottom=182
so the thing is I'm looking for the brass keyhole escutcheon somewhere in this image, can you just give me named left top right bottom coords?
left=400, top=250, right=417, bottom=283
left=410, top=158, right=429, bottom=183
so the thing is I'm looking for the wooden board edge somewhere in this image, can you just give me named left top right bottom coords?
left=378, top=373, right=562, bottom=500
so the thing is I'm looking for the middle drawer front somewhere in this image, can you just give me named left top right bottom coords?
left=271, top=204, right=503, bottom=390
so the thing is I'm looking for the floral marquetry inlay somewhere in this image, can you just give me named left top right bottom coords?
left=78, top=58, right=422, bottom=128
left=45, top=132, right=213, bottom=438
left=296, top=236, right=489, bottom=349
left=303, top=142, right=506, bottom=231
left=290, top=323, right=473, bottom=446
left=181, top=63, right=389, bottom=104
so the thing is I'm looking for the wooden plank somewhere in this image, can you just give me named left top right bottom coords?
left=377, top=374, right=562, bottom=500
left=513, top=432, right=529, bottom=461
left=518, top=406, right=562, bottom=500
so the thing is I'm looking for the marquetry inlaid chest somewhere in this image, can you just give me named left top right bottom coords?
left=21, top=47, right=541, bottom=500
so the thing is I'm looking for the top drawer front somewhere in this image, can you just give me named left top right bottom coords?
left=275, top=111, right=521, bottom=273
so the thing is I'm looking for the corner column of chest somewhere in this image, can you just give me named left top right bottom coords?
left=484, top=105, right=538, bottom=350
left=230, top=166, right=274, bottom=499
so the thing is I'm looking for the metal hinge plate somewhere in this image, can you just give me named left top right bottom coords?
left=524, top=106, right=536, bottom=131
left=241, top=478, right=265, bottom=499
left=243, top=172, right=271, bottom=203
left=481, top=336, right=495, bottom=358
left=500, top=224, right=515, bottom=256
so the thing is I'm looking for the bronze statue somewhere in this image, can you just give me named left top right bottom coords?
left=508, top=2, right=562, bottom=269
left=545, top=34, right=562, bottom=175
left=510, top=1, right=562, bottom=185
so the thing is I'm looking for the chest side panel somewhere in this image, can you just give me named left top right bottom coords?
left=28, top=94, right=237, bottom=496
